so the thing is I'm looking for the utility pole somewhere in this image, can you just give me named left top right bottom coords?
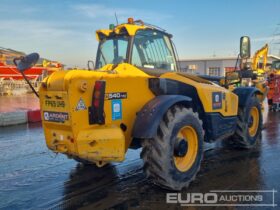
left=271, top=23, right=280, bottom=56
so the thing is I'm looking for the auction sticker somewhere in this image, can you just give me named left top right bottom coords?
left=43, top=111, right=69, bottom=123
left=111, top=100, right=122, bottom=120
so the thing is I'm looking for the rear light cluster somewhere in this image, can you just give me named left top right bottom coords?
left=89, top=80, right=106, bottom=125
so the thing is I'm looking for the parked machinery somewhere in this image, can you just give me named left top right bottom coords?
left=268, top=60, right=280, bottom=111
left=225, top=37, right=269, bottom=105
left=252, top=44, right=268, bottom=77
left=15, top=19, right=263, bottom=190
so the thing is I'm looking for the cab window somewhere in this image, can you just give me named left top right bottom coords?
left=96, top=36, right=129, bottom=69
left=132, top=30, right=177, bottom=71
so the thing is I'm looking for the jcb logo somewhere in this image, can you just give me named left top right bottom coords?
left=45, top=100, right=65, bottom=108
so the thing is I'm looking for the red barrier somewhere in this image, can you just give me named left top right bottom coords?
left=27, top=109, right=41, bottom=123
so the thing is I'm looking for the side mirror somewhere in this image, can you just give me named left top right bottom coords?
left=13, top=53, right=40, bottom=98
left=240, top=36, right=251, bottom=59
left=14, top=53, right=40, bottom=72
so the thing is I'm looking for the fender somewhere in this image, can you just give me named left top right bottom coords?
left=233, top=87, right=262, bottom=108
left=132, top=95, right=192, bottom=139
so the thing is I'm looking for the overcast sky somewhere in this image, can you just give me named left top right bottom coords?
left=0, top=0, right=279, bottom=68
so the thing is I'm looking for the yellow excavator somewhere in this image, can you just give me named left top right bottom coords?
left=252, top=44, right=268, bottom=76
left=251, top=44, right=269, bottom=103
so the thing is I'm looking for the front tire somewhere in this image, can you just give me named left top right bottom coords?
left=228, top=96, right=262, bottom=148
left=141, top=105, right=204, bottom=190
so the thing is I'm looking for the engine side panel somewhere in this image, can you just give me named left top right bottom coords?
left=160, top=72, right=238, bottom=117
left=150, top=73, right=238, bottom=141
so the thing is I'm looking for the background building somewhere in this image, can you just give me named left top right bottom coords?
left=179, top=55, right=280, bottom=76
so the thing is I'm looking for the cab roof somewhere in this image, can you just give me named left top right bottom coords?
left=96, top=19, right=172, bottom=41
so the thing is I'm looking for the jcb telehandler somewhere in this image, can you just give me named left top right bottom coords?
left=15, top=18, right=263, bottom=190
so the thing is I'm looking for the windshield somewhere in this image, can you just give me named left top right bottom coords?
left=96, top=36, right=129, bottom=69
left=132, top=29, right=177, bottom=71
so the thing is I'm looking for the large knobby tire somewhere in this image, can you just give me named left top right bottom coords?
left=141, top=105, right=204, bottom=190
left=73, top=157, right=94, bottom=165
left=73, top=157, right=108, bottom=167
left=228, top=96, right=262, bottom=148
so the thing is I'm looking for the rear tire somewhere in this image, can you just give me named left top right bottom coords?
left=141, top=105, right=204, bottom=190
left=73, top=157, right=110, bottom=169
left=228, top=96, right=262, bottom=148
left=73, top=157, right=94, bottom=165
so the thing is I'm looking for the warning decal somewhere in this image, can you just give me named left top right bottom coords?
left=75, top=98, right=87, bottom=111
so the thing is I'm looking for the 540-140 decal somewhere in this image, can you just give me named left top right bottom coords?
left=105, top=92, right=127, bottom=100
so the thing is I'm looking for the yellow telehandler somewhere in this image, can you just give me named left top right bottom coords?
left=15, top=18, right=263, bottom=190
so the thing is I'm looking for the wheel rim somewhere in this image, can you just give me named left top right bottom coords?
left=174, top=126, right=198, bottom=172
left=248, top=107, right=259, bottom=137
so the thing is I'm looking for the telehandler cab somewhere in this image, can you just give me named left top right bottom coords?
left=15, top=18, right=263, bottom=190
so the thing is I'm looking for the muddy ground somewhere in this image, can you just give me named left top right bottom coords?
left=0, top=111, right=279, bottom=210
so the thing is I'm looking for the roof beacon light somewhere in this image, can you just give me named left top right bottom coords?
left=128, top=17, right=134, bottom=24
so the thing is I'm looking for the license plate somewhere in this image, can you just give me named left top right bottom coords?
left=41, top=91, right=70, bottom=124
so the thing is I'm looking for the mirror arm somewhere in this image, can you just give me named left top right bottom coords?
left=13, top=57, right=24, bottom=67
left=20, top=72, right=39, bottom=98
left=234, top=54, right=240, bottom=71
